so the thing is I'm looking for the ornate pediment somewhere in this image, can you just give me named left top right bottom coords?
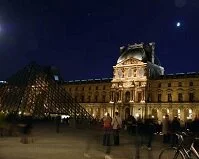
left=117, top=58, right=143, bottom=66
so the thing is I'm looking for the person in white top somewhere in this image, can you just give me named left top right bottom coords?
left=111, top=112, right=122, bottom=145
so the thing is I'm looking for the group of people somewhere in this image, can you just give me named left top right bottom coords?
left=102, top=113, right=157, bottom=150
left=102, top=112, right=199, bottom=150
left=162, top=114, right=199, bottom=146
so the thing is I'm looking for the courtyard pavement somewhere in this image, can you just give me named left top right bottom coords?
left=0, top=122, right=167, bottom=159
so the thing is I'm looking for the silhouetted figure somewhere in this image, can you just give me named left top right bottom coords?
left=56, top=115, right=61, bottom=133
left=112, top=112, right=122, bottom=145
left=145, top=116, right=155, bottom=150
left=162, top=114, right=171, bottom=144
left=137, top=117, right=145, bottom=146
left=171, top=116, right=181, bottom=146
left=20, top=115, right=33, bottom=144
left=191, top=117, right=199, bottom=136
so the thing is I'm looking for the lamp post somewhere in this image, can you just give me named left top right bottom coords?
left=112, top=87, right=118, bottom=117
left=112, top=91, right=116, bottom=117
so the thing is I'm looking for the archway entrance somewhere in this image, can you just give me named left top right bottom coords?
left=125, top=107, right=130, bottom=119
left=151, top=109, right=158, bottom=119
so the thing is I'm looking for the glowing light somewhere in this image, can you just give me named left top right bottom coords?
left=176, top=22, right=181, bottom=27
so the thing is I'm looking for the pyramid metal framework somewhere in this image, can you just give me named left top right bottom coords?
left=0, top=63, right=93, bottom=119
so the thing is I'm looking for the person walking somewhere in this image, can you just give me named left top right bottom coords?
left=145, top=115, right=155, bottom=150
left=111, top=112, right=122, bottom=146
left=103, top=113, right=112, bottom=146
left=171, top=116, right=181, bottom=147
left=162, top=114, right=171, bottom=144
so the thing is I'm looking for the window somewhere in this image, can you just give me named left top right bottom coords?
left=189, top=93, right=194, bottom=102
left=95, top=95, right=98, bottom=102
left=178, top=93, right=183, bottom=102
left=102, top=95, right=106, bottom=102
left=168, top=83, right=171, bottom=87
left=125, top=91, right=130, bottom=102
left=158, top=83, right=161, bottom=88
left=103, top=85, right=106, bottom=90
left=158, top=94, right=161, bottom=102
left=139, top=82, right=141, bottom=86
left=178, top=82, right=182, bottom=87
left=81, top=96, right=84, bottom=102
left=75, top=87, right=78, bottom=91
left=147, top=94, right=151, bottom=102
left=189, top=82, right=193, bottom=86
left=75, top=96, right=78, bottom=102
left=69, top=88, right=71, bottom=92
left=82, top=87, right=84, bottom=91
left=138, top=93, right=142, bottom=102
left=168, top=93, right=172, bottom=102
left=128, top=68, right=132, bottom=77
left=88, top=96, right=91, bottom=102
left=96, top=86, right=98, bottom=90
left=89, top=86, right=91, bottom=90
left=148, top=83, right=151, bottom=88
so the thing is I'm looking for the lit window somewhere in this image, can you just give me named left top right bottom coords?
left=168, top=94, right=172, bottom=102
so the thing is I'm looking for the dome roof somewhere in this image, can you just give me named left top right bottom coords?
left=117, top=43, right=161, bottom=66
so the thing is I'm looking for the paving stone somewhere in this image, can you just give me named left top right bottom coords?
left=0, top=123, right=168, bottom=159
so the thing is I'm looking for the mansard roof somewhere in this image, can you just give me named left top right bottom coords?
left=150, top=72, right=199, bottom=80
left=117, top=42, right=161, bottom=66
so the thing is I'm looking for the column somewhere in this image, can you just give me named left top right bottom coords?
left=131, top=90, right=134, bottom=102
left=180, top=109, right=185, bottom=125
left=134, top=90, right=136, bottom=102
left=158, top=109, right=162, bottom=121
left=121, top=90, right=123, bottom=103
left=111, top=91, right=114, bottom=102
left=119, top=90, right=122, bottom=101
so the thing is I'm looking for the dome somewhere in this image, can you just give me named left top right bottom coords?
left=117, top=43, right=161, bottom=66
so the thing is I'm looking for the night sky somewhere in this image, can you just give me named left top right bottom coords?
left=0, top=0, right=199, bottom=81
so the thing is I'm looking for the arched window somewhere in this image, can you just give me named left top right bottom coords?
left=125, top=91, right=130, bottom=102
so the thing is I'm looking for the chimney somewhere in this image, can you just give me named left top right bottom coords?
left=149, top=42, right=155, bottom=63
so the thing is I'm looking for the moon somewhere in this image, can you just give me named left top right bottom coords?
left=176, top=22, right=181, bottom=27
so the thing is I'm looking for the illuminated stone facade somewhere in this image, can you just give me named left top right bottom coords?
left=63, top=42, right=199, bottom=122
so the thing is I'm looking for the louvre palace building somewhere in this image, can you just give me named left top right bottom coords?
left=64, top=42, right=199, bottom=122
